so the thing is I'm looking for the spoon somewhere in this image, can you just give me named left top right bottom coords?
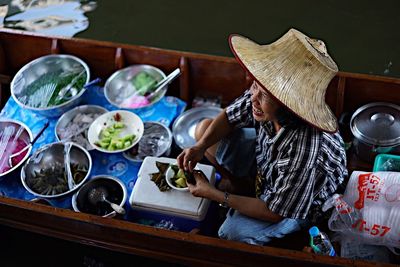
left=145, top=68, right=181, bottom=102
left=88, top=186, right=125, bottom=215
left=8, top=121, right=49, bottom=167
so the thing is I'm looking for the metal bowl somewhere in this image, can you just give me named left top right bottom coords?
left=72, top=175, right=127, bottom=218
left=0, top=119, right=33, bottom=178
left=55, top=105, right=108, bottom=151
left=21, top=142, right=92, bottom=198
left=11, top=54, right=90, bottom=117
left=172, top=107, right=222, bottom=149
left=123, top=121, right=172, bottom=165
left=104, top=64, right=166, bottom=112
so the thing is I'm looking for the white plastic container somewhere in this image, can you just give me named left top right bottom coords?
left=129, top=156, right=216, bottom=228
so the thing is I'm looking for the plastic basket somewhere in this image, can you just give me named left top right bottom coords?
left=373, top=154, right=400, bottom=172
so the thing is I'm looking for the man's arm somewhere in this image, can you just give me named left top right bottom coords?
left=189, top=174, right=283, bottom=223
left=210, top=189, right=283, bottom=223
left=195, top=109, right=234, bottom=151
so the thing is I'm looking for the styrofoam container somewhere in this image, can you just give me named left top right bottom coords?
left=129, top=156, right=215, bottom=226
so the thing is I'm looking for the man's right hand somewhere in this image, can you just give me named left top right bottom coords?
left=177, top=145, right=206, bottom=172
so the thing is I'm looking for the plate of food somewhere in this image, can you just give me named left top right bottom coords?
left=88, top=110, right=144, bottom=153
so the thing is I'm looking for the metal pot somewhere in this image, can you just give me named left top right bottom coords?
left=350, top=102, right=400, bottom=163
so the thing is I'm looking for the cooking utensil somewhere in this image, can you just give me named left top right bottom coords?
left=11, top=54, right=90, bottom=117
left=120, top=68, right=180, bottom=108
left=145, top=68, right=180, bottom=102
left=350, top=102, right=400, bottom=162
left=104, top=64, right=166, bottom=111
left=172, top=106, right=222, bottom=149
left=88, top=186, right=125, bottom=214
left=21, top=142, right=92, bottom=199
left=8, top=121, right=49, bottom=167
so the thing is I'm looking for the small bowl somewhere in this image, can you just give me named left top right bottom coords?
left=0, top=119, right=33, bottom=178
left=165, top=166, right=189, bottom=192
left=21, top=142, right=92, bottom=198
left=104, top=64, right=166, bottom=112
left=55, top=105, right=108, bottom=151
left=11, top=54, right=90, bottom=118
left=123, top=121, right=172, bottom=165
left=88, top=110, right=144, bottom=153
left=72, top=175, right=127, bottom=218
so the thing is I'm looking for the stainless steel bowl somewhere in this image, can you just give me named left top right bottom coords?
left=21, top=142, right=92, bottom=198
left=55, top=105, right=108, bottom=151
left=72, top=175, right=127, bottom=218
left=11, top=54, right=90, bottom=117
left=0, top=119, right=33, bottom=178
left=123, top=121, right=172, bottom=164
left=104, top=65, right=166, bottom=112
left=172, top=107, right=222, bottom=149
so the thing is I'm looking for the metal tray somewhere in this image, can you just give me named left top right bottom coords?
left=172, top=107, right=222, bottom=149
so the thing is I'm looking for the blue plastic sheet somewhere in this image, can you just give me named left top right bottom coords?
left=0, top=85, right=186, bottom=210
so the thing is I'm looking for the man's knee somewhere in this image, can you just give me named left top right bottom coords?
left=195, top=118, right=213, bottom=141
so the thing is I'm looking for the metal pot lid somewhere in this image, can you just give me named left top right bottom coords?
left=350, top=102, right=400, bottom=146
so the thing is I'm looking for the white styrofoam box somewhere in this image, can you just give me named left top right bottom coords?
left=129, top=156, right=216, bottom=221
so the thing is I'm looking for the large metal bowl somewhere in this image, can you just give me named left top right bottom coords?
left=55, top=104, right=108, bottom=151
left=104, top=65, right=166, bottom=112
left=0, top=119, right=33, bottom=178
left=11, top=54, right=90, bottom=117
left=21, top=142, right=92, bottom=198
left=172, top=107, right=222, bottom=149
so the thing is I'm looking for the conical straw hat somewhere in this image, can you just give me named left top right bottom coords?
left=229, top=28, right=338, bottom=132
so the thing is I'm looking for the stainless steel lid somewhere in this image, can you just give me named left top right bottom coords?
left=350, top=102, right=400, bottom=146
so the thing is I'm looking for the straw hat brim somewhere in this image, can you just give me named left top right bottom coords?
left=229, top=33, right=338, bottom=133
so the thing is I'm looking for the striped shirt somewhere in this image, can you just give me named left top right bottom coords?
left=225, top=90, right=348, bottom=219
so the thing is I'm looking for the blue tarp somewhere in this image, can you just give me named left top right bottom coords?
left=0, top=85, right=186, bottom=210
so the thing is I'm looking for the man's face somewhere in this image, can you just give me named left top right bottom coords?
left=250, top=81, right=280, bottom=122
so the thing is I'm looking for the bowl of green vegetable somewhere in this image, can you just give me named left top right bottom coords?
left=11, top=54, right=90, bottom=117
left=165, top=164, right=193, bottom=192
left=104, top=64, right=166, bottom=111
left=88, top=110, right=144, bottom=153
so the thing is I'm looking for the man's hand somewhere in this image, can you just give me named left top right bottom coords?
left=187, top=170, right=215, bottom=198
left=177, top=145, right=206, bottom=172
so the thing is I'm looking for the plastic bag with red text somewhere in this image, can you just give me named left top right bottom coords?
left=323, top=171, right=400, bottom=253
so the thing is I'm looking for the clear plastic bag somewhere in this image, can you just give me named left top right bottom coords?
left=325, top=171, right=400, bottom=253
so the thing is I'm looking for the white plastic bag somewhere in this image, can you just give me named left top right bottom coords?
left=325, top=171, right=400, bottom=252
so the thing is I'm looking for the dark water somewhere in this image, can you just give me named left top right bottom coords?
left=1, top=0, right=400, bottom=78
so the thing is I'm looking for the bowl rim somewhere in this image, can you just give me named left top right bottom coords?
left=165, top=165, right=189, bottom=192
left=172, top=106, right=222, bottom=150
left=122, top=121, right=172, bottom=162
left=71, top=175, right=128, bottom=218
left=0, top=119, right=33, bottom=177
left=55, top=104, right=109, bottom=150
left=10, top=54, right=90, bottom=112
left=104, top=64, right=166, bottom=110
left=20, top=141, right=92, bottom=198
left=87, top=110, right=144, bottom=154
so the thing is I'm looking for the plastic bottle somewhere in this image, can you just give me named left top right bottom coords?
left=309, top=226, right=336, bottom=256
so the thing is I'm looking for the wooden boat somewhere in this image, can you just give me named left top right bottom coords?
left=0, top=28, right=399, bottom=266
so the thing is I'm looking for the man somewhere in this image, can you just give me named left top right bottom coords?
left=177, top=29, right=348, bottom=245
